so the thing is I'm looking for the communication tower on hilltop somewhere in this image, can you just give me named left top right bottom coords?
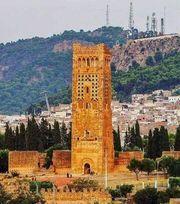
left=151, top=12, right=157, bottom=34
left=161, top=18, right=165, bottom=35
left=106, top=4, right=110, bottom=26
left=129, top=1, right=134, bottom=30
left=146, top=16, right=150, bottom=32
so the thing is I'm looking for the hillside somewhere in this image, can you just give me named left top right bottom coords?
left=0, top=27, right=125, bottom=114
left=28, top=53, right=180, bottom=114
left=0, top=26, right=179, bottom=115
left=112, top=34, right=180, bottom=70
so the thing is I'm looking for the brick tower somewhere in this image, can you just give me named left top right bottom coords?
left=71, top=43, right=114, bottom=175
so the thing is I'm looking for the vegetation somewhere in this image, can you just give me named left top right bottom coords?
left=175, top=126, right=180, bottom=151
left=67, top=178, right=99, bottom=192
left=2, top=118, right=71, bottom=152
left=30, top=181, right=53, bottom=192
left=0, top=150, right=8, bottom=173
left=113, top=53, right=180, bottom=102
left=127, top=159, right=141, bottom=180
left=113, top=126, right=122, bottom=152
left=108, top=184, right=134, bottom=200
left=124, top=121, right=143, bottom=151
left=0, top=26, right=125, bottom=114
left=146, top=126, right=170, bottom=159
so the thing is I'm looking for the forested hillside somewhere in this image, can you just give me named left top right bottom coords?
left=28, top=53, right=180, bottom=114
left=0, top=26, right=179, bottom=115
left=0, top=27, right=125, bottom=114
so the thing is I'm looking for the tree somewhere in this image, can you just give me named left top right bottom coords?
left=113, top=126, right=122, bottom=152
left=146, top=56, right=154, bottom=66
left=4, top=124, right=15, bottom=151
left=146, top=129, right=153, bottom=158
left=158, top=156, right=175, bottom=178
left=134, top=187, right=158, bottom=204
left=18, top=123, right=26, bottom=150
left=15, top=126, right=19, bottom=150
left=47, top=124, right=54, bottom=148
left=26, top=117, right=40, bottom=150
left=0, top=150, right=9, bottom=173
left=152, top=128, right=161, bottom=159
left=61, top=122, right=68, bottom=147
left=141, top=158, right=156, bottom=178
left=127, top=159, right=142, bottom=180
left=129, top=126, right=136, bottom=149
left=124, top=128, right=131, bottom=150
left=135, top=120, right=143, bottom=150
left=160, top=126, right=170, bottom=151
left=52, top=120, right=61, bottom=145
left=39, top=118, right=49, bottom=151
left=174, top=126, right=180, bottom=151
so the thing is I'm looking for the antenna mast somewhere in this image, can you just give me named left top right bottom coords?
left=129, top=1, right=134, bottom=30
left=106, top=4, right=110, bottom=27
left=146, top=16, right=150, bottom=32
left=151, top=12, right=157, bottom=34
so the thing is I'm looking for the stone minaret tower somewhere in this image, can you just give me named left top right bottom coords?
left=71, top=43, right=114, bottom=175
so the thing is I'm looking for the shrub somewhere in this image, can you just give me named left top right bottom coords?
left=169, top=177, right=180, bottom=188
left=30, top=181, right=53, bottom=192
left=0, top=150, right=8, bottom=173
left=67, top=178, right=99, bottom=192
left=117, top=184, right=134, bottom=197
left=157, top=191, right=170, bottom=203
left=134, top=187, right=158, bottom=204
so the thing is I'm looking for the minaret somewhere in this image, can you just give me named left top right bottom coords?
left=71, top=43, right=114, bottom=175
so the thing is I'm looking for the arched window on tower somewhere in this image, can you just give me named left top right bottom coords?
left=78, top=58, right=81, bottom=67
left=91, top=58, right=94, bottom=67
left=87, top=58, right=90, bottom=67
left=86, top=86, right=90, bottom=94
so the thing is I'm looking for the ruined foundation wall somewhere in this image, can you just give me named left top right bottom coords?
left=9, top=151, right=40, bottom=174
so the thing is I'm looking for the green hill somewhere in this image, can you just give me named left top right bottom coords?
left=0, top=27, right=125, bottom=114
left=0, top=26, right=179, bottom=115
left=28, top=53, right=180, bottom=114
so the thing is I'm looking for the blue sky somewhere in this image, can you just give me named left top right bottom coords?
left=0, top=0, right=179, bottom=43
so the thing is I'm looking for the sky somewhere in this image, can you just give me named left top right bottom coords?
left=0, top=0, right=179, bottom=43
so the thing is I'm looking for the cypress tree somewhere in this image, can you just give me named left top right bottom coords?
left=67, top=122, right=72, bottom=150
left=152, top=128, right=161, bottom=159
left=146, top=129, right=153, bottom=159
left=15, top=126, right=19, bottom=150
left=124, top=127, right=131, bottom=150
left=135, top=120, right=143, bottom=150
left=52, top=120, right=61, bottom=145
left=39, top=118, right=49, bottom=151
left=4, top=124, right=15, bottom=151
left=26, top=117, right=39, bottom=150
left=61, top=122, right=68, bottom=147
left=113, top=126, right=122, bottom=152
left=117, top=126, right=122, bottom=151
left=19, top=123, right=26, bottom=150
left=130, top=126, right=136, bottom=149
left=47, top=124, right=54, bottom=148
left=163, top=128, right=170, bottom=151
left=174, top=126, right=180, bottom=151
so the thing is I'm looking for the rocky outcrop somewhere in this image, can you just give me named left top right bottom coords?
left=112, top=34, right=180, bottom=71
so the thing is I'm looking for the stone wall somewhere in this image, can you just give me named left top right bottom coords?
left=52, top=150, right=71, bottom=174
left=9, top=151, right=40, bottom=174
left=115, top=151, right=144, bottom=172
left=41, top=188, right=112, bottom=204
left=112, top=34, right=180, bottom=70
